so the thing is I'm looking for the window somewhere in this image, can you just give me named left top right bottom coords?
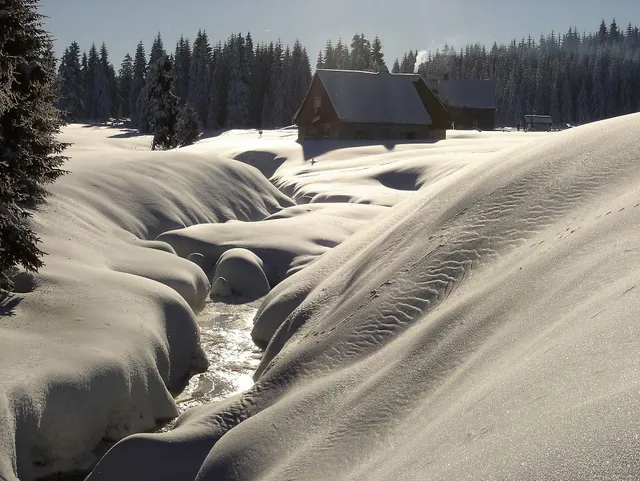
left=313, top=96, right=322, bottom=109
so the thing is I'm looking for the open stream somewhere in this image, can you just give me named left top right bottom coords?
left=159, top=298, right=263, bottom=432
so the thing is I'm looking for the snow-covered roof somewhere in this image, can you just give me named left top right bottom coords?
left=437, top=79, right=496, bottom=110
left=315, top=69, right=433, bottom=125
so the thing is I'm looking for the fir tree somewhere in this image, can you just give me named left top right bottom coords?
left=176, top=103, right=202, bottom=147
left=94, top=43, right=113, bottom=121
left=262, top=41, right=285, bottom=128
left=83, top=44, right=98, bottom=119
left=57, top=41, right=84, bottom=121
left=226, top=33, right=251, bottom=127
left=188, top=30, right=212, bottom=125
left=173, top=36, right=191, bottom=105
left=371, top=36, right=386, bottom=71
left=149, top=32, right=166, bottom=67
left=0, top=0, right=69, bottom=289
left=130, top=41, right=147, bottom=128
left=145, top=55, right=179, bottom=150
left=118, top=54, right=134, bottom=119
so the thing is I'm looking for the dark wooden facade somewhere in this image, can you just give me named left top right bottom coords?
left=448, top=106, right=496, bottom=131
left=294, top=70, right=450, bottom=142
left=433, top=79, right=496, bottom=131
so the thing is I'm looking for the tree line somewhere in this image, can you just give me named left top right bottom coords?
left=402, top=20, right=640, bottom=125
left=56, top=31, right=314, bottom=137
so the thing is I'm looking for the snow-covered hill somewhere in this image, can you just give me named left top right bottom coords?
left=3, top=118, right=639, bottom=481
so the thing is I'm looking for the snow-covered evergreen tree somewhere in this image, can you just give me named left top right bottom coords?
left=130, top=41, right=147, bottom=128
left=57, top=41, right=84, bottom=120
left=176, top=103, right=202, bottom=147
left=392, top=58, right=400, bottom=73
left=208, top=41, right=229, bottom=128
left=262, top=41, right=285, bottom=128
left=0, top=0, right=69, bottom=289
left=188, top=30, right=212, bottom=126
left=173, top=36, right=191, bottom=105
left=324, top=40, right=336, bottom=69
left=145, top=55, right=178, bottom=150
left=118, top=54, right=133, bottom=119
left=226, top=33, right=251, bottom=127
left=83, top=44, right=98, bottom=119
left=149, top=32, right=166, bottom=67
left=98, top=43, right=116, bottom=119
left=370, top=36, right=386, bottom=71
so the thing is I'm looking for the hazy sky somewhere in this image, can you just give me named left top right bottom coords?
left=41, top=0, right=640, bottom=68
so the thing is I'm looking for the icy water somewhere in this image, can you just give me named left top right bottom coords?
left=159, top=298, right=263, bottom=432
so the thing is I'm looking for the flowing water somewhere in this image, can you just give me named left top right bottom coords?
left=176, top=298, right=263, bottom=411
left=158, top=298, right=262, bottom=433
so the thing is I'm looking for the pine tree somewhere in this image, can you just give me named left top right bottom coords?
left=173, top=36, right=191, bottom=105
left=188, top=30, right=212, bottom=126
left=145, top=55, right=179, bottom=150
left=176, top=103, right=202, bottom=147
left=130, top=41, right=147, bottom=128
left=0, top=0, right=69, bottom=289
left=324, top=40, right=336, bottom=69
left=83, top=44, right=98, bottom=119
left=316, top=51, right=324, bottom=69
left=209, top=40, right=229, bottom=128
left=262, top=41, right=285, bottom=128
left=226, top=33, right=251, bottom=127
left=57, top=41, right=84, bottom=121
left=371, top=36, right=386, bottom=71
left=96, top=43, right=114, bottom=120
left=392, top=58, right=400, bottom=73
left=118, top=54, right=133, bottom=119
left=149, top=32, right=166, bottom=67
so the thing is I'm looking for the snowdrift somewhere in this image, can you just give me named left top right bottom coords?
left=88, top=115, right=640, bottom=481
left=0, top=125, right=293, bottom=481
left=157, top=202, right=388, bottom=290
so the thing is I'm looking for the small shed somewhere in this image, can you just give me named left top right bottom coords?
left=293, top=69, right=451, bottom=142
left=435, top=79, right=497, bottom=131
left=524, top=115, right=553, bottom=132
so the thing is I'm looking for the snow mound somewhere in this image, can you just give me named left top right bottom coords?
left=211, top=249, right=270, bottom=300
left=88, top=114, right=640, bottom=481
left=0, top=124, right=293, bottom=481
left=157, top=203, right=388, bottom=287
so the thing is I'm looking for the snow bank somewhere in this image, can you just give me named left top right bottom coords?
left=0, top=124, right=293, bottom=481
left=210, top=248, right=270, bottom=300
left=157, top=203, right=388, bottom=289
left=88, top=115, right=640, bottom=480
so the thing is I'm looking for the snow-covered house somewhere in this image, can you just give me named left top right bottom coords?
left=434, top=79, right=496, bottom=131
left=293, top=69, right=452, bottom=141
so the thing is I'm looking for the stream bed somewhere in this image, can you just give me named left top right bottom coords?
left=161, top=298, right=263, bottom=431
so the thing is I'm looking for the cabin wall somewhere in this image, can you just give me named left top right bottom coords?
left=299, top=122, right=444, bottom=141
left=449, top=107, right=495, bottom=131
left=295, top=78, right=338, bottom=127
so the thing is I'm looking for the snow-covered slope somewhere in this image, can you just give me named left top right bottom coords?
left=0, top=125, right=293, bottom=481
left=87, top=115, right=640, bottom=480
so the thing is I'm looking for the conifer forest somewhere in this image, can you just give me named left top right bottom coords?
left=56, top=19, right=640, bottom=132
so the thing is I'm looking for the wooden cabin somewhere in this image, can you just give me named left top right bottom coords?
left=293, top=69, right=452, bottom=142
left=435, top=79, right=497, bottom=131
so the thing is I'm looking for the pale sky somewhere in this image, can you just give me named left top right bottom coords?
left=41, top=0, right=640, bottom=68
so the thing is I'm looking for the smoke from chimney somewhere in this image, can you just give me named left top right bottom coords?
left=414, top=50, right=428, bottom=73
